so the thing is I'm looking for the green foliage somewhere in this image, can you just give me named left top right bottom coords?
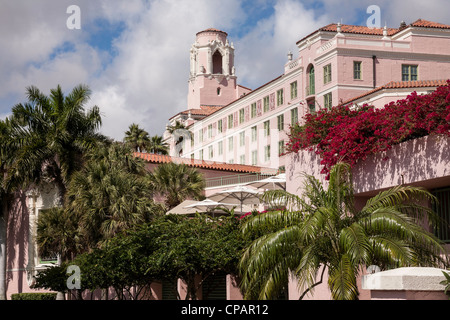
left=5, top=84, right=105, bottom=198
left=11, top=292, right=57, bottom=300
left=240, top=162, right=449, bottom=300
left=33, top=264, right=69, bottom=293
left=64, top=142, right=164, bottom=250
left=33, top=214, right=247, bottom=300
left=441, top=271, right=450, bottom=299
left=124, top=123, right=151, bottom=153
left=149, top=162, right=205, bottom=209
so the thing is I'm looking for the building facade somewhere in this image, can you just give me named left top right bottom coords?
left=165, top=19, right=450, bottom=173
left=4, top=18, right=450, bottom=300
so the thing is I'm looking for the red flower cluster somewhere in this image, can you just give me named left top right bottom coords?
left=239, top=210, right=268, bottom=220
left=287, top=81, right=450, bottom=178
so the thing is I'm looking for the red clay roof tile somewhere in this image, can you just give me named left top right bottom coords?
left=340, top=79, right=449, bottom=105
left=134, top=152, right=278, bottom=175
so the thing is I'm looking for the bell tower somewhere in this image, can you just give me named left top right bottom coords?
left=187, top=28, right=238, bottom=110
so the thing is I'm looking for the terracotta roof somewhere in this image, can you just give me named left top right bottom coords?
left=134, top=152, right=278, bottom=175
left=296, top=19, right=450, bottom=45
left=169, top=106, right=223, bottom=120
left=323, top=23, right=399, bottom=36
left=197, top=28, right=228, bottom=36
left=340, top=79, right=449, bottom=106
left=411, top=19, right=450, bottom=29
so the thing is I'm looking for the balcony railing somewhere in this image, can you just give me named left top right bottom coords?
left=305, top=85, right=315, bottom=97
left=205, top=173, right=274, bottom=189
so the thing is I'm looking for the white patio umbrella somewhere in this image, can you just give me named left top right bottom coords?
left=246, top=173, right=286, bottom=191
left=208, top=185, right=262, bottom=214
left=184, top=198, right=237, bottom=215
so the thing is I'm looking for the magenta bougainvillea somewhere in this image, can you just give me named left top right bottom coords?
left=286, top=81, right=450, bottom=178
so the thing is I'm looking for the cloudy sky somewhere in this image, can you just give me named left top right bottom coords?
left=1, top=0, right=449, bottom=140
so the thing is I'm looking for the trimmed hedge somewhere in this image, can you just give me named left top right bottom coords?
left=11, top=292, right=57, bottom=300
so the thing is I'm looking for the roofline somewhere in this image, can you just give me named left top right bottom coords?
left=296, top=19, right=450, bottom=46
left=196, top=28, right=228, bottom=36
left=340, top=79, right=449, bottom=106
left=134, top=152, right=278, bottom=175
left=190, top=74, right=284, bottom=123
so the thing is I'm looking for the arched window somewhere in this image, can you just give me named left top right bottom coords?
left=212, top=51, right=223, bottom=74
left=307, top=64, right=315, bottom=96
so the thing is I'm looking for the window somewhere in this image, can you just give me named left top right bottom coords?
left=213, top=51, right=223, bottom=74
left=239, top=108, right=245, bottom=124
left=217, top=87, right=221, bottom=95
left=228, top=136, right=234, bottom=151
left=402, top=65, right=418, bottom=81
left=264, top=120, right=270, bottom=137
left=208, top=145, right=214, bottom=159
left=291, top=108, right=298, bottom=125
left=263, top=96, right=270, bottom=112
left=277, top=114, right=284, bottom=131
left=323, top=64, right=332, bottom=84
left=290, top=81, right=298, bottom=100
left=208, top=124, right=213, bottom=139
left=251, top=126, right=257, bottom=142
left=277, top=89, right=284, bottom=106
left=218, top=120, right=223, bottom=133
left=307, top=65, right=315, bottom=95
left=199, top=149, right=204, bottom=160
left=239, top=131, right=245, bottom=146
left=324, top=92, right=332, bottom=110
left=432, top=187, right=450, bottom=242
left=278, top=140, right=285, bottom=156
left=353, top=61, right=362, bottom=80
left=191, top=133, right=195, bottom=147
left=251, top=150, right=257, bottom=166
left=199, top=129, right=203, bottom=143
left=251, top=103, right=257, bottom=118
left=218, top=141, right=223, bottom=155
left=308, top=100, right=316, bottom=113
left=228, top=114, right=233, bottom=129
left=264, top=145, right=271, bottom=162
left=240, top=155, right=245, bottom=165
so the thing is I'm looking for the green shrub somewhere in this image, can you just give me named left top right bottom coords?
left=441, top=271, right=450, bottom=299
left=11, top=292, right=57, bottom=300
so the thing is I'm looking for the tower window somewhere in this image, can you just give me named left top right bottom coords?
left=217, top=87, right=221, bottom=96
left=213, top=51, right=223, bottom=74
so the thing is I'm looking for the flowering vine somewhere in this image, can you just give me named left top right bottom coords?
left=286, top=81, right=450, bottom=178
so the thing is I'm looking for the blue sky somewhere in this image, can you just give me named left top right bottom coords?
left=1, top=0, right=449, bottom=140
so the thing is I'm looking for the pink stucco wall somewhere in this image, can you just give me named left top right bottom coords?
left=285, top=134, right=450, bottom=299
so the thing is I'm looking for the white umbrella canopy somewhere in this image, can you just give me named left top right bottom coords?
left=209, top=185, right=262, bottom=214
left=246, top=173, right=286, bottom=191
left=184, top=199, right=237, bottom=213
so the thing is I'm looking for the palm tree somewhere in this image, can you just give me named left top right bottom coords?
left=36, top=207, right=81, bottom=263
left=0, top=119, right=15, bottom=300
left=239, top=162, right=448, bottom=300
left=65, top=143, right=164, bottom=250
left=6, top=84, right=105, bottom=203
left=124, top=123, right=150, bottom=153
left=148, top=135, right=169, bottom=155
left=149, top=162, right=205, bottom=210
left=167, top=120, right=192, bottom=156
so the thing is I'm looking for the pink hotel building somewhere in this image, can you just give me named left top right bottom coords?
left=4, top=18, right=450, bottom=300
left=165, top=19, right=450, bottom=176
left=162, top=18, right=450, bottom=299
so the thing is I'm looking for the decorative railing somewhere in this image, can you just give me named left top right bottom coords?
left=205, top=173, right=274, bottom=188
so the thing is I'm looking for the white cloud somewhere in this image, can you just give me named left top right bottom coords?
left=89, top=0, right=246, bottom=139
left=1, top=0, right=449, bottom=141
left=235, top=0, right=329, bottom=88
